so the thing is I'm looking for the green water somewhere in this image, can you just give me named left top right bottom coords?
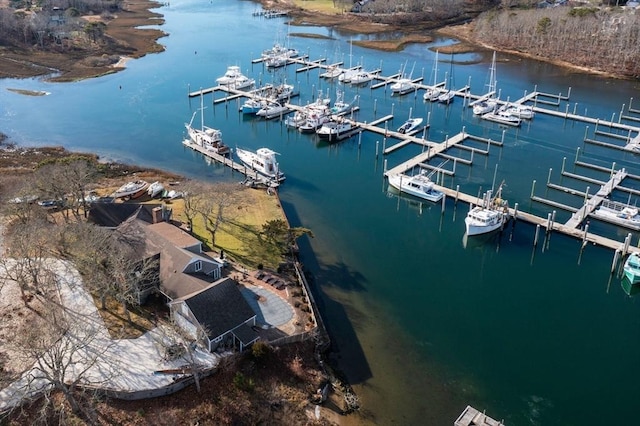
left=2, top=1, right=640, bottom=424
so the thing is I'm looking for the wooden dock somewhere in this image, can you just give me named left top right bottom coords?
left=454, top=405, right=504, bottom=426
left=182, top=140, right=264, bottom=183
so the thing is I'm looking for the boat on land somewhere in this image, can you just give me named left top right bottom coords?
left=472, top=51, right=499, bottom=115
left=465, top=182, right=509, bottom=236
left=185, top=95, right=231, bottom=155
left=235, top=147, right=285, bottom=182
left=387, top=169, right=444, bottom=203
left=113, top=180, right=149, bottom=199
left=482, top=110, right=522, bottom=127
left=592, top=199, right=640, bottom=230
left=424, top=50, right=443, bottom=102
left=316, top=118, right=356, bottom=142
left=147, top=181, right=165, bottom=198
left=397, top=117, right=423, bottom=134
left=623, top=252, right=640, bottom=286
left=216, top=65, right=255, bottom=90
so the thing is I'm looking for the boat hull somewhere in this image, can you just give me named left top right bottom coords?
left=387, top=173, right=444, bottom=203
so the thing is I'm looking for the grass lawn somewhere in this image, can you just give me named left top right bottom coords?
left=291, top=0, right=342, bottom=13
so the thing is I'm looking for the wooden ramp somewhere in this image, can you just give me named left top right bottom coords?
left=564, top=169, right=628, bottom=229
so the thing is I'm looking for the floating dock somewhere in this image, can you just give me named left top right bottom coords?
left=454, top=405, right=504, bottom=426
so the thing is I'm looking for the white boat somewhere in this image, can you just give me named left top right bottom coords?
left=242, top=83, right=296, bottom=115
left=320, top=64, right=345, bottom=79
left=261, top=42, right=298, bottom=61
left=185, top=94, right=231, bottom=155
left=256, top=102, right=290, bottom=119
left=501, top=103, right=535, bottom=119
left=472, top=51, right=499, bottom=115
left=330, top=91, right=358, bottom=115
left=235, top=147, right=285, bottom=182
left=465, top=184, right=509, bottom=236
left=147, top=181, right=165, bottom=198
left=349, top=70, right=374, bottom=86
left=390, top=61, right=417, bottom=95
left=424, top=50, right=443, bottom=102
left=316, top=118, right=355, bottom=142
left=397, top=117, right=423, bottom=134
left=113, top=180, right=149, bottom=199
left=387, top=171, right=444, bottom=203
left=482, top=110, right=522, bottom=126
left=265, top=54, right=289, bottom=68
left=216, top=65, right=255, bottom=90
left=299, top=109, right=331, bottom=133
left=284, top=91, right=331, bottom=128
left=437, top=53, right=455, bottom=104
left=592, top=199, right=640, bottom=230
left=241, top=98, right=266, bottom=115
left=624, top=252, right=640, bottom=285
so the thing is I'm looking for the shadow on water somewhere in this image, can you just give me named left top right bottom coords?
left=280, top=198, right=373, bottom=385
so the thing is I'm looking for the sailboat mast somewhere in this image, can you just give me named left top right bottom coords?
left=200, top=92, right=204, bottom=131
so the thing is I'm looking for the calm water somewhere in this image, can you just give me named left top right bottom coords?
left=2, top=1, right=640, bottom=424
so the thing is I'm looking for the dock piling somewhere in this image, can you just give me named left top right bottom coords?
left=561, top=157, right=566, bottom=174
left=534, top=224, right=541, bottom=247
left=376, top=140, right=379, bottom=158
left=547, top=168, right=552, bottom=185
left=455, top=185, right=460, bottom=205
left=575, top=147, right=581, bottom=163
left=513, top=202, right=519, bottom=220
left=583, top=222, right=589, bottom=242
left=441, top=194, right=446, bottom=214
left=531, top=180, right=536, bottom=198
left=612, top=249, right=621, bottom=273
left=623, top=233, right=632, bottom=256
left=383, top=159, right=387, bottom=172
left=546, top=212, right=552, bottom=232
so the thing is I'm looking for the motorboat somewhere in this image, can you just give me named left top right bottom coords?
left=624, top=252, right=640, bottom=286
left=387, top=171, right=444, bottom=203
left=397, top=117, right=423, bottom=134
left=265, top=54, right=289, bottom=68
left=113, top=180, right=149, bottom=199
left=185, top=94, right=231, bottom=155
left=482, top=110, right=521, bottom=127
left=465, top=183, right=509, bottom=236
left=472, top=99, right=498, bottom=115
left=256, top=102, right=290, bottom=119
left=320, top=64, right=345, bottom=79
left=235, top=147, right=285, bottom=182
left=241, top=98, right=266, bottom=115
left=316, top=118, right=356, bottom=142
left=338, top=67, right=361, bottom=84
left=592, top=199, right=640, bottom=230
left=242, top=83, right=296, bottom=115
left=501, top=103, right=535, bottom=119
left=390, top=79, right=417, bottom=95
left=216, top=65, right=255, bottom=90
left=147, top=181, right=165, bottom=198
left=298, top=109, right=331, bottom=133
left=349, top=70, right=374, bottom=86
left=262, top=43, right=298, bottom=60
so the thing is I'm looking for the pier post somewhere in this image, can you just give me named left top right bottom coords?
left=612, top=249, right=621, bottom=273
left=595, top=118, right=599, bottom=133
left=441, top=194, right=446, bottom=214
left=501, top=129, right=506, bottom=145
left=582, top=222, right=589, bottom=243
left=374, top=98, right=377, bottom=115
left=427, top=111, right=431, bottom=127
left=445, top=134, right=449, bottom=149
left=382, top=137, right=387, bottom=153
left=611, top=162, right=616, bottom=179
left=562, top=157, right=566, bottom=174
left=391, top=103, right=394, bottom=116
left=470, top=148, right=474, bottom=164
left=624, top=233, right=632, bottom=257
left=568, top=86, right=572, bottom=98
left=575, top=147, right=581, bottom=163
left=565, top=103, right=569, bottom=118
left=533, top=224, right=541, bottom=247
left=611, top=112, right=616, bottom=125
left=376, top=141, right=379, bottom=158
left=513, top=202, right=519, bottom=220
left=462, top=126, right=466, bottom=138
left=358, top=131, right=362, bottom=149
left=546, top=213, right=552, bottom=232
left=547, top=168, right=552, bottom=185
left=531, top=180, right=536, bottom=198
left=453, top=158, right=457, bottom=175
left=455, top=185, right=460, bottom=205
left=620, top=105, right=625, bottom=123
left=574, top=103, right=578, bottom=115
left=551, top=210, right=556, bottom=228
left=383, top=159, right=387, bottom=172
left=487, top=139, right=491, bottom=154
left=628, top=129, right=633, bottom=143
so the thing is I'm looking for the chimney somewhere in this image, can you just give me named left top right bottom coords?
left=152, top=206, right=163, bottom=223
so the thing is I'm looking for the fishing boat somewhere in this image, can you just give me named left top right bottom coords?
left=424, top=50, right=443, bottom=102
left=256, top=102, right=290, bottom=119
left=261, top=42, right=298, bottom=61
left=147, top=181, right=165, bottom=198
left=316, top=118, right=355, bottom=142
left=330, top=91, right=358, bottom=115
left=387, top=169, right=444, bottom=203
left=623, top=252, right=640, bottom=286
left=592, top=199, right=640, bottom=230
left=235, top=147, right=285, bottom=182
left=298, top=110, right=331, bottom=133
left=265, top=54, right=290, bottom=68
left=215, top=65, right=255, bottom=90
left=472, top=51, right=499, bottom=115
left=482, top=110, right=522, bottom=127
left=241, top=83, right=296, bottom=114
left=185, top=94, right=231, bottom=155
left=465, top=183, right=509, bottom=236
left=113, top=180, right=149, bottom=199
left=397, top=117, right=423, bottom=134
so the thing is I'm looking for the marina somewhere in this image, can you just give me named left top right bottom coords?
left=4, top=2, right=640, bottom=423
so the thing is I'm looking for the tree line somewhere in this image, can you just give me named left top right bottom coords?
left=473, top=5, right=640, bottom=78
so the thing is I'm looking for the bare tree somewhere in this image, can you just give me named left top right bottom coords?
left=197, top=183, right=248, bottom=249
left=180, top=180, right=206, bottom=233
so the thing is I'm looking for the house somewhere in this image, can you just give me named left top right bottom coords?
left=88, top=203, right=261, bottom=352
left=170, top=278, right=259, bottom=352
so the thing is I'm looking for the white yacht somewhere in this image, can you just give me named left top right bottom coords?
left=501, top=103, right=535, bottom=119
left=592, top=199, right=640, bottom=230
left=387, top=171, right=444, bottom=203
left=482, top=110, right=522, bottom=127
left=390, top=79, right=417, bottom=95
left=397, top=117, right=423, bottom=134
left=465, top=184, right=509, bottom=236
left=185, top=95, right=231, bottom=155
left=349, top=70, right=374, bottom=85
left=316, top=118, right=355, bottom=142
left=216, top=66, right=255, bottom=90
left=256, top=102, right=290, bottom=119
left=235, top=147, right=285, bottom=182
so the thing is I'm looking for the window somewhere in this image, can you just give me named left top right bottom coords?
left=194, top=260, right=202, bottom=272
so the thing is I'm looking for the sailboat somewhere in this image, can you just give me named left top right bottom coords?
left=437, top=53, right=455, bottom=104
left=424, top=50, right=443, bottom=102
left=390, top=61, right=417, bottom=95
left=184, top=93, right=231, bottom=155
left=472, top=51, right=499, bottom=115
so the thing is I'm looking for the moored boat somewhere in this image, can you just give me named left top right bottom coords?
left=113, top=180, right=149, bottom=199
left=216, top=65, right=255, bottom=90
left=235, top=147, right=285, bottom=182
left=465, top=183, right=509, bottom=236
left=256, top=102, right=290, bottom=119
left=387, top=171, right=444, bottom=203
left=623, top=252, right=640, bottom=286
left=184, top=95, right=231, bottom=155
left=482, top=110, right=522, bottom=127
left=397, top=117, right=423, bottom=134
left=592, top=199, right=640, bottom=230
left=316, top=118, right=356, bottom=142
left=501, top=103, right=535, bottom=119
left=390, top=79, right=417, bottom=95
